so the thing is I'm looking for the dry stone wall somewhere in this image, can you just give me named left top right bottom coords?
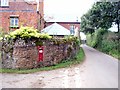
left=13, top=46, right=38, bottom=69
left=38, top=41, right=79, bottom=67
left=2, top=40, right=80, bottom=69
left=1, top=40, right=38, bottom=69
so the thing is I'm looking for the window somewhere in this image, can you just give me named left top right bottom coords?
left=70, top=25, right=75, bottom=35
left=10, top=17, right=19, bottom=28
left=0, top=0, right=9, bottom=7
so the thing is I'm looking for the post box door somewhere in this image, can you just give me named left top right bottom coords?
left=37, top=46, right=44, bottom=62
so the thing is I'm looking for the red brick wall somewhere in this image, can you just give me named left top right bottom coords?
left=45, top=22, right=80, bottom=30
left=59, top=23, right=80, bottom=30
left=0, top=0, right=44, bottom=32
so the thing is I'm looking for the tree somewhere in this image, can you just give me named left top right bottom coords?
left=81, top=1, right=120, bottom=33
left=111, top=1, right=120, bottom=33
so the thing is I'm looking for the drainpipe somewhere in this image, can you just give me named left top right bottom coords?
left=36, top=0, right=41, bottom=31
left=36, top=0, right=39, bottom=13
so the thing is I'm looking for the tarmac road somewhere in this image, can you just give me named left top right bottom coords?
left=79, top=45, right=118, bottom=88
left=1, top=45, right=118, bottom=88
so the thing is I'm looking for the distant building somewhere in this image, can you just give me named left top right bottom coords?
left=45, top=21, right=80, bottom=35
left=0, top=0, right=44, bottom=32
left=41, top=23, right=70, bottom=37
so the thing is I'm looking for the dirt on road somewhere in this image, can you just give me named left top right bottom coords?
left=1, top=45, right=118, bottom=88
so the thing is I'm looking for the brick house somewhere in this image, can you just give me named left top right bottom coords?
left=0, top=0, right=44, bottom=32
left=45, top=21, right=80, bottom=35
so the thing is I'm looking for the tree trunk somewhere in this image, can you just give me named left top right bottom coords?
left=117, top=22, right=120, bottom=33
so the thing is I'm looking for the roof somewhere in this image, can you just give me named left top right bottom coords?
left=46, top=22, right=80, bottom=24
left=41, top=23, right=70, bottom=35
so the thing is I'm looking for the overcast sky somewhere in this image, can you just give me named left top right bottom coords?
left=44, top=0, right=98, bottom=22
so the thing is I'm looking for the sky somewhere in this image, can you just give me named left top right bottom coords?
left=44, top=0, right=118, bottom=32
left=44, top=0, right=98, bottom=22
left=43, top=0, right=97, bottom=38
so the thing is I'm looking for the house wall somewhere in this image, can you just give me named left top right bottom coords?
left=0, top=0, right=44, bottom=32
left=45, top=22, right=80, bottom=30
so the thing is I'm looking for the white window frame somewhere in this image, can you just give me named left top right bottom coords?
left=0, top=0, right=9, bottom=7
left=10, top=17, right=19, bottom=28
left=70, top=25, right=75, bottom=35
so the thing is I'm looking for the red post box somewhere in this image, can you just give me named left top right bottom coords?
left=37, top=46, right=44, bottom=62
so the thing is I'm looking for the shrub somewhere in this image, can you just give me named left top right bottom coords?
left=51, top=36, right=80, bottom=45
left=1, top=26, right=80, bottom=47
left=87, top=28, right=108, bottom=48
left=87, top=28, right=119, bottom=59
left=6, top=26, right=52, bottom=40
left=101, top=40, right=114, bottom=53
left=0, top=27, right=5, bottom=41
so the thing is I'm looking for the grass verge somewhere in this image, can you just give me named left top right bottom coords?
left=0, top=48, right=85, bottom=74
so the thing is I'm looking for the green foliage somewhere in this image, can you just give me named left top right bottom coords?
left=63, top=36, right=80, bottom=45
left=35, top=41, right=43, bottom=46
left=1, top=26, right=79, bottom=46
left=81, top=1, right=120, bottom=33
left=101, top=39, right=119, bottom=59
left=87, top=30, right=119, bottom=60
left=51, top=36, right=80, bottom=45
left=6, top=26, right=52, bottom=40
left=64, top=36, right=78, bottom=41
left=87, top=28, right=107, bottom=48
left=101, top=40, right=114, bottom=53
left=0, top=27, right=5, bottom=41
left=0, top=27, right=3, bottom=37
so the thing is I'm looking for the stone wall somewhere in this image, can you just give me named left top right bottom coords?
left=1, top=40, right=14, bottom=69
left=2, top=40, right=80, bottom=69
left=2, top=40, right=38, bottom=69
left=13, top=46, right=38, bottom=69
left=38, top=41, right=79, bottom=67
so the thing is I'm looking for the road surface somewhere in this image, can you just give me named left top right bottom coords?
left=1, top=45, right=118, bottom=88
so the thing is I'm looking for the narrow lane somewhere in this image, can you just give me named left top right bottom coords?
left=1, top=45, right=118, bottom=88
left=80, top=45, right=118, bottom=88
